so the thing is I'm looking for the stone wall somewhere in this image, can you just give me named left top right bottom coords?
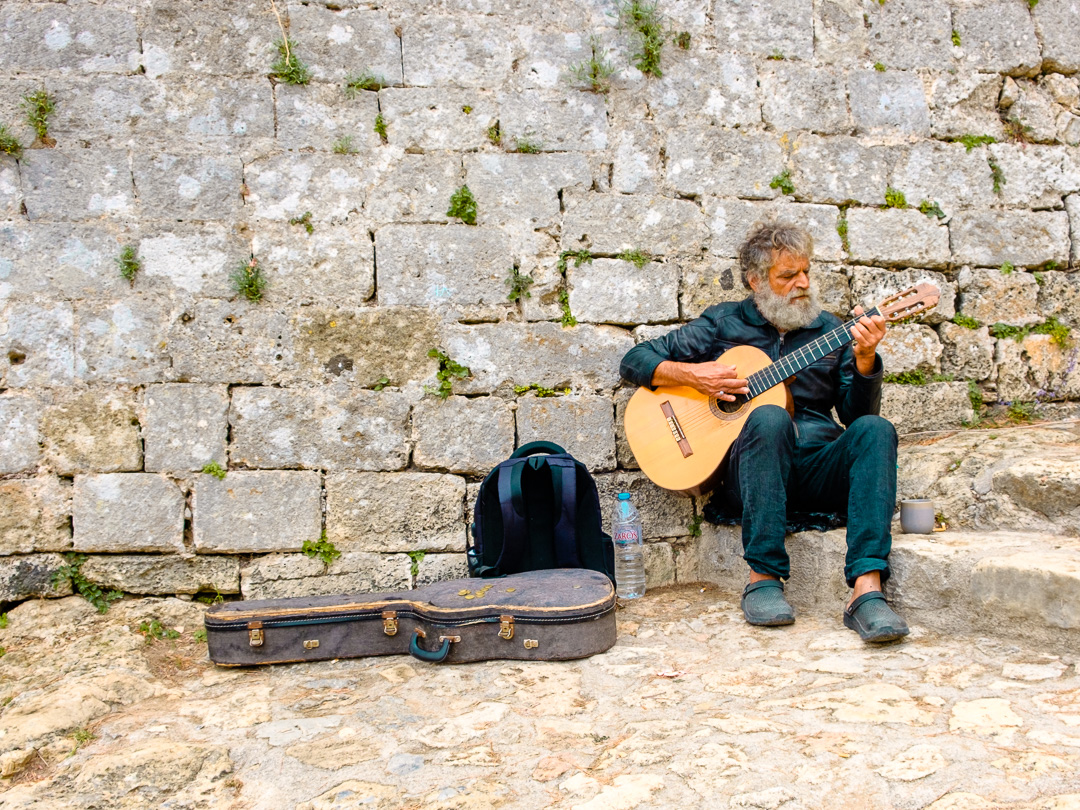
left=1, top=0, right=1078, bottom=602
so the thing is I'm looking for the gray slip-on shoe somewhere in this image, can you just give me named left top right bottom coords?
left=843, top=591, right=910, bottom=643
left=741, top=579, right=795, bottom=626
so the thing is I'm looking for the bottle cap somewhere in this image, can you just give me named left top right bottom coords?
left=617, top=492, right=630, bottom=501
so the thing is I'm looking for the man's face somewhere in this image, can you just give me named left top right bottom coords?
left=749, top=250, right=811, bottom=299
left=748, top=250, right=819, bottom=331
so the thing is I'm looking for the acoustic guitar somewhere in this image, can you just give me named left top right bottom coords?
left=623, top=283, right=941, bottom=496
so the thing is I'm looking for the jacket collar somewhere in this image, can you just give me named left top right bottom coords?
left=738, top=295, right=828, bottom=333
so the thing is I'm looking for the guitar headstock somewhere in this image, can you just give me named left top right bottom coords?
left=878, top=283, right=940, bottom=323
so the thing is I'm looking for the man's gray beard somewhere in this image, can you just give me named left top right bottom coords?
left=753, top=280, right=821, bottom=332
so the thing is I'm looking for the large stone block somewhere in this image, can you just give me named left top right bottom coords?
left=985, top=144, right=1072, bottom=209
left=863, top=0, right=953, bottom=70
left=240, top=552, right=411, bottom=599
left=679, top=257, right=750, bottom=318
left=973, top=551, right=1080, bottom=632
left=880, top=382, right=974, bottom=434
left=80, top=555, right=240, bottom=595
left=137, top=226, right=248, bottom=299
left=641, top=52, right=761, bottom=129
left=325, top=472, right=467, bottom=553
left=230, top=386, right=410, bottom=471
left=614, top=388, right=639, bottom=470
left=21, top=150, right=134, bottom=221
left=0, top=222, right=133, bottom=302
left=954, top=0, right=1041, bottom=76
left=511, top=28, right=598, bottom=91
left=1032, top=0, right=1080, bottom=74
left=73, top=474, right=185, bottom=553
left=849, top=267, right=955, bottom=325
left=846, top=208, right=950, bottom=268
left=0, top=5, right=138, bottom=74
left=516, top=395, right=617, bottom=472
left=788, top=134, right=893, bottom=206
left=928, top=73, right=1005, bottom=141
left=0, top=477, right=71, bottom=555
left=0, top=164, right=19, bottom=219
left=464, top=153, right=590, bottom=229
left=813, top=0, right=867, bottom=65
left=593, top=472, right=695, bottom=540
left=889, top=141, right=993, bottom=215
left=877, top=324, right=942, bottom=375
left=0, top=302, right=75, bottom=388
left=644, top=542, right=677, bottom=590
left=664, top=128, right=783, bottom=199
left=193, top=471, right=322, bottom=554
left=1038, top=271, right=1080, bottom=327
left=288, top=5, right=402, bottom=84
left=251, top=221, right=375, bottom=306
left=562, top=192, right=708, bottom=256
left=0, top=394, right=41, bottom=475
left=712, top=0, right=814, bottom=60
left=441, top=322, right=635, bottom=394
left=0, top=554, right=72, bottom=602
left=400, top=14, right=514, bottom=87
left=1006, top=79, right=1060, bottom=144
left=849, top=71, right=930, bottom=137
left=939, top=322, right=995, bottom=381
left=414, top=553, right=469, bottom=587
left=140, top=0, right=276, bottom=78
left=951, top=211, right=1071, bottom=268
left=412, top=397, right=515, bottom=475
left=142, top=384, right=229, bottom=474
left=132, top=154, right=243, bottom=222
left=378, top=88, right=499, bottom=152
left=704, top=198, right=845, bottom=261
left=958, top=267, right=1041, bottom=327
left=364, top=155, right=462, bottom=226
left=41, top=389, right=142, bottom=476
left=245, top=154, right=367, bottom=224
left=75, top=297, right=178, bottom=384
left=1004, top=334, right=1080, bottom=400
left=610, top=117, right=661, bottom=195
left=498, top=90, right=608, bottom=152
left=568, top=259, right=679, bottom=326
left=760, top=64, right=851, bottom=134
left=276, top=84, right=381, bottom=154
left=374, top=224, right=515, bottom=319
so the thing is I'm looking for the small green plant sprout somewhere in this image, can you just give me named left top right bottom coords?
left=289, top=211, right=314, bottom=234
left=999, top=261, right=1015, bottom=275
left=373, top=375, right=390, bottom=391
left=617, top=249, right=652, bottom=268
left=988, top=156, right=1006, bottom=194
left=487, top=121, right=502, bottom=146
left=514, top=383, right=570, bottom=397
left=951, top=29, right=961, bottom=46
left=558, top=287, right=577, bottom=327
left=767, top=49, right=785, bottom=60
left=873, top=61, right=887, bottom=72
left=506, top=266, right=534, bottom=302
left=332, top=135, right=357, bottom=155
left=687, top=513, right=703, bottom=537
left=556, top=249, right=593, bottom=275
left=196, top=590, right=224, bottom=605
left=201, top=460, right=227, bottom=480
left=447, top=184, right=478, bottom=225
left=270, top=38, right=312, bottom=85
left=967, top=380, right=984, bottom=417
left=0, top=123, right=23, bottom=158
left=302, top=531, right=341, bottom=568
left=230, top=257, right=267, bottom=302
left=1007, top=400, right=1036, bottom=423
left=837, top=213, right=850, bottom=252
left=952, top=313, right=981, bottom=329
left=374, top=113, right=388, bottom=143
left=0, top=612, right=7, bottom=629
left=407, top=550, right=425, bottom=579
left=1028, top=0, right=1038, bottom=9
left=884, top=370, right=931, bottom=385
left=22, top=88, right=55, bottom=146
left=116, top=244, right=141, bottom=286
left=52, top=553, right=123, bottom=614
left=918, top=199, right=946, bottom=219
left=344, top=71, right=388, bottom=96
left=1003, top=116, right=1034, bottom=145
left=1043, top=260, right=1058, bottom=271
left=510, top=136, right=543, bottom=154
left=616, top=0, right=666, bottom=78
left=426, top=348, right=471, bottom=399
left=674, top=31, right=691, bottom=50
left=953, top=134, right=996, bottom=153
left=1033, top=271, right=1045, bottom=286
left=568, top=35, right=617, bottom=95
left=462, top=105, right=473, bottom=114
left=884, top=186, right=908, bottom=208
left=1031, top=317, right=1072, bottom=348
left=194, top=628, right=208, bottom=643
left=770, top=169, right=795, bottom=196
left=138, top=619, right=180, bottom=643
left=70, top=727, right=95, bottom=753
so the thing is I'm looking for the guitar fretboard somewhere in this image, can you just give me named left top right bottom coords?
left=745, top=307, right=881, bottom=397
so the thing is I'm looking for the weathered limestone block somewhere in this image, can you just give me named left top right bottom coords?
left=928, top=73, right=1005, bottom=140
left=789, top=135, right=892, bottom=206
left=939, top=323, right=995, bottom=380
left=288, top=5, right=402, bottom=84
left=951, top=211, right=1071, bottom=268
left=326, top=472, right=466, bottom=553
left=0, top=164, right=19, bottom=219
left=680, top=258, right=749, bottom=318
left=880, top=382, right=974, bottom=434
left=664, top=128, right=783, bottom=199
left=21, top=150, right=134, bottom=221
left=73, top=474, right=185, bottom=553
left=958, top=267, right=1041, bottom=327
left=131, top=154, right=243, bottom=221
left=0, top=394, right=41, bottom=475
left=1069, top=195, right=1080, bottom=265
left=985, top=144, right=1071, bottom=209
left=1008, top=80, right=1061, bottom=144
left=252, top=221, right=375, bottom=306
left=140, top=0, right=275, bottom=78
left=41, top=389, right=141, bottom=475
left=374, top=224, right=515, bottom=319
left=516, top=395, right=617, bottom=472
left=230, top=386, right=410, bottom=471
left=1032, top=0, right=1080, bottom=74
left=0, top=478, right=71, bottom=555
left=846, top=208, right=949, bottom=268
left=142, top=384, right=228, bottom=473
left=137, top=226, right=248, bottom=299
left=704, top=198, right=844, bottom=261
left=878, top=324, right=942, bottom=375
left=75, top=297, right=177, bottom=384
left=0, top=555, right=72, bottom=601
left=644, top=542, right=678, bottom=590
left=498, top=90, right=608, bottom=152
left=379, top=88, right=499, bottom=152
left=168, top=300, right=295, bottom=384
left=277, top=84, right=381, bottom=153
left=890, top=141, right=993, bottom=215
left=562, top=192, right=708, bottom=256
left=850, top=267, right=955, bottom=324
left=401, top=14, right=514, bottom=87
left=812, top=264, right=853, bottom=318
left=193, top=471, right=322, bottom=554
left=441, top=322, right=635, bottom=394
left=611, top=117, right=662, bottom=195
left=245, top=154, right=367, bottom=224
left=614, top=387, right=639, bottom=470
left=364, top=155, right=462, bottom=225
left=415, top=553, right=469, bottom=587
left=593, top=472, right=695, bottom=540
left=80, top=555, right=240, bottom=595
left=1014, top=334, right=1080, bottom=400
left=290, top=307, right=439, bottom=387
left=1060, top=111, right=1080, bottom=147
left=995, top=338, right=1033, bottom=401
left=240, top=552, right=411, bottom=599
left=1038, top=272, right=1080, bottom=327
left=849, top=71, right=930, bottom=136
left=0, top=5, right=138, bottom=74
left=569, top=259, right=679, bottom=326
left=953, top=0, right=1041, bottom=75
left=713, top=0, right=814, bottom=60
left=642, top=52, right=761, bottom=129
left=503, top=27, right=595, bottom=91
left=413, top=397, right=515, bottom=475
left=813, top=0, right=868, bottom=65
left=1, top=221, right=132, bottom=301
left=464, top=153, right=590, bottom=229
left=0, top=302, right=75, bottom=388
left=865, top=0, right=953, bottom=68
left=974, top=551, right=1080, bottom=632
left=760, top=64, right=851, bottom=134
left=992, top=458, right=1080, bottom=519
left=519, top=241, right=567, bottom=323
left=1044, top=74, right=1080, bottom=108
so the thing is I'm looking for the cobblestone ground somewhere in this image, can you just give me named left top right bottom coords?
left=2, top=587, right=1079, bottom=809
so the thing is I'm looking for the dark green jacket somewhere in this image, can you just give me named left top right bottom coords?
left=619, top=297, right=884, bottom=448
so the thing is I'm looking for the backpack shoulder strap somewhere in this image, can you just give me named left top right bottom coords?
left=546, top=456, right=582, bottom=569
left=496, top=460, right=528, bottom=573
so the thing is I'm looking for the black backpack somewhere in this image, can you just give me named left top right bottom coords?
left=468, top=441, right=616, bottom=583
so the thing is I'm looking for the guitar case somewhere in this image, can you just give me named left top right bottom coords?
left=204, top=568, right=617, bottom=666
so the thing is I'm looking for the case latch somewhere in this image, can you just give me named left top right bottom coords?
left=248, top=621, right=264, bottom=647
left=498, top=615, right=514, bottom=640
left=382, top=611, right=398, bottom=636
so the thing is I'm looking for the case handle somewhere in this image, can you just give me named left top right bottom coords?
left=510, top=441, right=566, bottom=459
left=409, top=631, right=452, bottom=663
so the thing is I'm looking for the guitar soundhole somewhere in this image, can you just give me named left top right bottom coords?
left=713, top=393, right=749, bottom=416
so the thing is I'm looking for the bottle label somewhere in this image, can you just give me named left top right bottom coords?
left=613, top=528, right=640, bottom=543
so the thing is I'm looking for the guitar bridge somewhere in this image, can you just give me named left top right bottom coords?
left=660, top=401, right=693, bottom=458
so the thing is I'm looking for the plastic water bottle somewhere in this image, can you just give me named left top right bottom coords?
left=612, top=492, right=646, bottom=599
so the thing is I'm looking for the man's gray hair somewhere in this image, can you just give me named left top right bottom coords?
left=738, top=221, right=814, bottom=287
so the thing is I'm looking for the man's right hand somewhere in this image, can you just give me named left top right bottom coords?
left=650, top=360, right=749, bottom=401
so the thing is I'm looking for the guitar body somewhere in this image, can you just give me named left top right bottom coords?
left=623, top=345, right=791, bottom=496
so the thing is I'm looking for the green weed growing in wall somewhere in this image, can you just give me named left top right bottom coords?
left=617, top=249, right=652, bottom=268
left=0, top=124, right=22, bottom=158
left=568, top=35, right=617, bottom=94
left=447, top=185, right=478, bottom=225
left=954, top=134, right=996, bottom=152
left=988, top=157, right=1005, bottom=194
left=374, top=113, right=388, bottom=143
left=345, top=71, right=389, bottom=96
left=270, top=39, right=312, bottom=85
left=770, top=169, right=795, bottom=195
left=952, top=313, right=981, bottom=329
left=22, top=88, right=55, bottom=144
left=514, top=383, right=570, bottom=397
left=289, top=211, right=314, bottom=234
left=116, top=244, right=141, bottom=286
left=616, top=0, right=666, bottom=78
left=426, top=348, right=471, bottom=399
left=332, top=135, right=357, bottom=155
left=201, top=461, right=227, bottom=480
left=918, top=200, right=945, bottom=219
left=52, top=553, right=123, bottom=614
left=506, top=266, right=535, bottom=302
left=231, top=257, right=268, bottom=302
left=302, top=531, right=341, bottom=568
left=884, top=187, right=908, bottom=208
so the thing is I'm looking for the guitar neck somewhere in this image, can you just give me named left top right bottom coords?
left=745, top=307, right=881, bottom=397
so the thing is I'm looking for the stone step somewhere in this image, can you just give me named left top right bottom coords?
left=683, top=524, right=1080, bottom=653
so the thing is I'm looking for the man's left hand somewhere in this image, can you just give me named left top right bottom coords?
left=851, top=305, right=886, bottom=376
